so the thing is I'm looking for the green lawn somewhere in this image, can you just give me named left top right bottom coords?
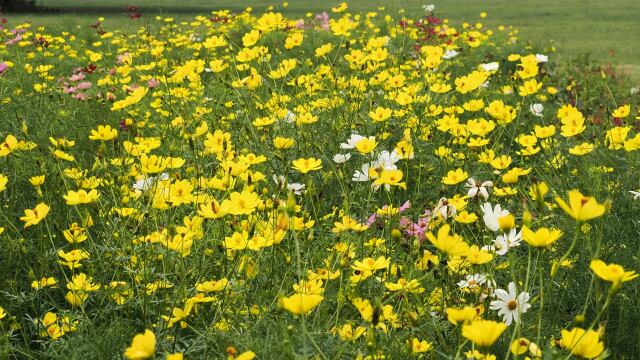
left=9, top=0, right=640, bottom=81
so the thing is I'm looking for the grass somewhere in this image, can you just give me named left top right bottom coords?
left=6, top=0, right=640, bottom=81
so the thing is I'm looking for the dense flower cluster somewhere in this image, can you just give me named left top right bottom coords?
left=0, top=2, right=638, bottom=359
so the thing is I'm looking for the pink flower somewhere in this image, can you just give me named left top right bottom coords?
left=147, top=78, right=160, bottom=88
left=76, top=81, right=92, bottom=90
left=0, top=62, right=8, bottom=75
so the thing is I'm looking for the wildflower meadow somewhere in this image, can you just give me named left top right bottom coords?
left=0, top=2, right=639, bottom=359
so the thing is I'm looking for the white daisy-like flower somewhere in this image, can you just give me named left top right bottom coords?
left=282, top=110, right=296, bottom=123
left=489, top=282, right=531, bottom=326
left=333, top=153, right=351, bottom=164
left=443, top=50, right=459, bottom=59
left=340, top=133, right=365, bottom=149
left=433, top=197, right=457, bottom=219
left=287, top=182, right=306, bottom=195
left=481, top=202, right=510, bottom=232
left=492, top=228, right=522, bottom=255
left=375, top=150, right=401, bottom=170
left=457, top=274, right=487, bottom=290
left=465, top=178, right=493, bottom=200
left=352, top=163, right=371, bottom=182
left=422, top=4, right=435, bottom=12
left=530, top=103, right=544, bottom=117
left=629, top=190, right=640, bottom=200
left=535, top=54, right=548, bottom=63
left=132, top=173, right=169, bottom=192
left=480, top=62, right=499, bottom=72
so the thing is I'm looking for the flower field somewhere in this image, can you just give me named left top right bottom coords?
left=0, top=2, right=639, bottom=359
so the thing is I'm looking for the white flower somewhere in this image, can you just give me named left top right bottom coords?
left=340, top=133, right=366, bottom=149
left=282, top=110, right=296, bottom=123
left=457, top=274, right=487, bottom=290
left=352, top=163, right=371, bottom=182
left=530, top=103, right=544, bottom=117
left=422, top=4, right=435, bottom=12
left=442, top=50, right=458, bottom=59
left=489, top=282, right=531, bottom=326
left=333, top=153, right=351, bottom=164
left=535, top=54, right=548, bottom=63
left=287, top=182, right=306, bottom=195
left=374, top=150, right=401, bottom=170
left=480, top=62, right=499, bottom=72
left=132, top=173, right=169, bottom=192
left=465, top=178, right=493, bottom=200
left=630, top=87, right=640, bottom=95
left=272, top=174, right=287, bottom=187
left=492, top=228, right=522, bottom=255
left=433, top=197, right=457, bottom=220
left=630, top=190, right=640, bottom=200
left=481, top=202, right=510, bottom=232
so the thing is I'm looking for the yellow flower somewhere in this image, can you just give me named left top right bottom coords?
left=426, top=224, right=469, bottom=256
left=292, top=157, right=322, bottom=173
left=409, top=338, right=432, bottom=353
left=222, top=190, right=261, bottom=216
left=554, top=190, right=606, bottom=221
left=462, top=319, right=507, bottom=347
left=560, top=327, right=604, bottom=359
left=373, top=169, right=406, bottom=189
left=354, top=137, right=377, bottom=154
left=589, top=259, right=638, bottom=287
left=522, top=226, right=563, bottom=248
left=88, top=124, right=118, bottom=141
left=442, top=168, right=469, bottom=185
left=63, top=189, right=100, bottom=205
left=20, top=203, right=50, bottom=228
left=446, top=306, right=478, bottom=325
left=124, top=329, right=156, bottom=360
left=0, top=174, right=7, bottom=192
left=612, top=104, right=630, bottom=118
left=273, top=136, right=294, bottom=149
left=279, top=293, right=323, bottom=315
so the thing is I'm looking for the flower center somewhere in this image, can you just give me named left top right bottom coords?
left=507, top=300, right=518, bottom=310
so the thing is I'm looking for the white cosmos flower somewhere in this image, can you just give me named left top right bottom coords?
left=465, top=178, right=493, bottom=200
left=492, top=228, right=522, bottom=255
left=480, top=62, right=499, bottom=72
left=457, top=274, right=487, bottom=289
left=375, top=150, right=401, bottom=169
left=352, top=163, right=371, bottom=182
left=433, top=197, right=457, bottom=219
left=629, top=190, right=640, bottom=200
left=481, top=202, right=510, bottom=232
left=443, top=50, right=458, bottom=59
left=530, top=103, right=544, bottom=117
left=489, top=282, right=531, bottom=326
left=282, top=110, right=296, bottom=123
left=422, top=4, right=435, bottom=12
left=535, top=54, right=548, bottom=63
left=287, top=182, right=306, bottom=195
left=340, top=133, right=367, bottom=149
left=132, top=173, right=169, bottom=192
left=333, top=153, right=351, bottom=164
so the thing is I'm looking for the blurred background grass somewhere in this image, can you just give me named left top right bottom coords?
left=6, top=0, right=640, bottom=81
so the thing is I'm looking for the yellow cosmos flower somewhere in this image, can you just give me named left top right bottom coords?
left=124, top=329, right=156, bottom=360
left=426, top=224, right=469, bottom=256
left=462, top=319, right=507, bottom=347
left=279, top=293, right=323, bottom=315
left=20, top=203, right=50, bottom=228
left=373, top=169, right=406, bottom=189
left=589, top=259, right=638, bottom=287
left=409, top=338, right=432, bottom=353
left=0, top=174, right=7, bottom=192
left=88, top=124, right=118, bottom=141
left=292, top=157, right=322, bottom=173
left=554, top=190, right=606, bottom=221
left=63, top=189, right=100, bottom=205
left=446, top=306, right=478, bottom=325
left=560, top=328, right=604, bottom=359
left=522, top=226, right=563, bottom=248
left=354, top=137, right=377, bottom=154
left=442, top=168, right=469, bottom=185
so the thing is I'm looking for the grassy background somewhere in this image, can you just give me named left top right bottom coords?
left=8, top=0, right=639, bottom=81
